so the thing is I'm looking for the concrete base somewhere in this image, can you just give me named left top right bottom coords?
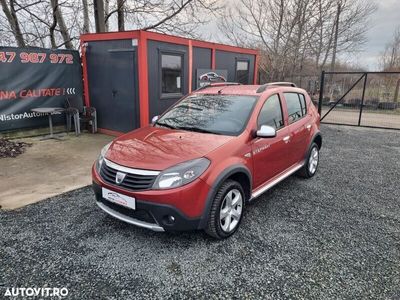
left=0, top=125, right=67, bottom=139
left=0, top=133, right=114, bottom=210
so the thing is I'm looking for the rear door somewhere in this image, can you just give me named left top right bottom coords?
left=251, top=94, right=290, bottom=188
left=283, top=92, right=311, bottom=165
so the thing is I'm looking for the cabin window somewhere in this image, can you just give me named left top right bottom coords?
left=235, top=60, right=249, bottom=84
left=161, top=53, right=183, bottom=97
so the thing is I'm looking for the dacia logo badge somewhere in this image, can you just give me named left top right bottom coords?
left=115, top=171, right=127, bottom=185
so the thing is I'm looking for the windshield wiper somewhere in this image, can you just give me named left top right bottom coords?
left=175, top=126, right=221, bottom=135
left=156, top=122, right=221, bottom=135
left=155, top=121, right=177, bottom=130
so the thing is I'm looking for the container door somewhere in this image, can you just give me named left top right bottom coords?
left=108, top=49, right=138, bottom=132
left=85, top=40, right=139, bottom=133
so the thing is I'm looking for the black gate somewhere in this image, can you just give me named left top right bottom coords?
left=317, top=71, right=400, bottom=130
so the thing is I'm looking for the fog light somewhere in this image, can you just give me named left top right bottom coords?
left=163, top=215, right=175, bottom=226
left=163, top=215, right=176, bottom=225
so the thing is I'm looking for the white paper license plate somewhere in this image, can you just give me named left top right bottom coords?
left=102, top=188, right=136, bottom=210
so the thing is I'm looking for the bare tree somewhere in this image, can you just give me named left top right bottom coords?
left=0, top=0, right=223, bottom=49
left=50, top=0, right=73, bottom=48
left=306, top=0, right=335, bottom=72
left=142, top=0, right=193, bottom=31
left=49, top=0, right=57, bottom=47
left=0, top=0, right=25, bottom=47
left=94, top=0, right=105, bottom=32
left=378, top=27, right=400, bottom=102
left=104, top=0, right=125, bottom=31
left=0, top=0, right=225, bottom=48
left=116, top=0, right=124, bottom=31
left=103, top=0, right=109, bottom=31
left=104, top=0, right=222, bottom=38
left=219, top=0, right=377, bottom=81
left=329, top=0, right=376, bottom=71
left=380, top=27, right=400, bottom=71
left=82, top=0, right=90, bottom=33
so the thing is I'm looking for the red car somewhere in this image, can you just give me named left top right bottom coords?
left=92, top=82, right=322, bottom=239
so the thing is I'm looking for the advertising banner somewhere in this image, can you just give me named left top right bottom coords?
left=0, top=47, right=83, bottom=132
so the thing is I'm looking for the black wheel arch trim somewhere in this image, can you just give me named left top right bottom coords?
left=198, top=164, right=252, bottom=229
left=304, top=131, right=322, bottom=160
left=312, top=131, right=322, bottom=148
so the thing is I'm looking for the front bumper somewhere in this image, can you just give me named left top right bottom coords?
left=92, top=182, right=201, bottom=231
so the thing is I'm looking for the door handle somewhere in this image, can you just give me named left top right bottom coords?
left=306, top=124, right=312, bottom=130
left=283, top=136, right=290, bottom=143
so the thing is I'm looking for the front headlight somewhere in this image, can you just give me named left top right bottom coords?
left=153, top=158, right=210, bottom=189
left=96, top=142, right=112, bottom=173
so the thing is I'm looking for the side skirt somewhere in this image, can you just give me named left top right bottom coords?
left=250, top=162, right=304, bottom=200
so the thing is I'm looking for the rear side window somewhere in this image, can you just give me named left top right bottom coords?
left=284, top=93, right=307, bottom=124
left=299, top=94, right=307, bottom=116
left=257, top=94, right=284, bottom=130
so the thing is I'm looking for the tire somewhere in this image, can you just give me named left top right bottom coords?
left=298, top=142, right=320, bottom=178
left=205, top=180, right=245, bottom=239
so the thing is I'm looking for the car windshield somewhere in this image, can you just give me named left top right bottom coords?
left=156, top=94, right=258, bottom=136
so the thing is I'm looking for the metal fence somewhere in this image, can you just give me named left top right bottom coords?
left=317, top=71, right=400, bottom=130
left=283, top=74, right=320, bottom=96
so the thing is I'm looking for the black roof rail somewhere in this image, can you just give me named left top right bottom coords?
left=195, top=82, right=241, bottom=91
left=256, top=82, right=297, bottom=93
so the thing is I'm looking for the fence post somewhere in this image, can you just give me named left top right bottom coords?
left=358, top=73, right=368, bottom=126
left=318, top=71, right=325, bottom=116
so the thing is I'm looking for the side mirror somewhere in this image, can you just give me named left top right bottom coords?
left=151, top=115, right=159, bottom=124
left=256, top=125, right=276, bottom=138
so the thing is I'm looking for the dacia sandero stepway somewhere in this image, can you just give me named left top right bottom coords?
left=92, top=82, right=322, bottom=239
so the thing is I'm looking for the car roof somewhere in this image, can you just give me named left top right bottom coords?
left=194, top=83, right=306, bottom=97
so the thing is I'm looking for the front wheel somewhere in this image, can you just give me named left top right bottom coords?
left=298, top=142, right=320, bottom=178
left=205, top=180, right=245, bottom=239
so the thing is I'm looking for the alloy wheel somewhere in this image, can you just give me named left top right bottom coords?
left=308, top=146, right=319, bottom=174
left=219, top=189, right=243, bottom=233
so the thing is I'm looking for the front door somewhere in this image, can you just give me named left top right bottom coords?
left=252, top=94, right=291, bottom=188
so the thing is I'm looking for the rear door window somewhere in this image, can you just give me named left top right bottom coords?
left=284, top=93, right=306, bottom=124
left=299, top=93, right=307, bottom=116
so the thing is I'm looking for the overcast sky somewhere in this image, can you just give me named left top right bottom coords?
left=352, top=0, right=399, bottom=70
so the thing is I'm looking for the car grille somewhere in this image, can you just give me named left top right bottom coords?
left=100, top=162, right=157, bottom=191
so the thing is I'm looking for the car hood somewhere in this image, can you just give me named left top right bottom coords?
left=105, top=126, right=234, bottom=170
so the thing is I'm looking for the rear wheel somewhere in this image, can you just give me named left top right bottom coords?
left=205, top=180, right=245, bottom=239
left=298, top=142, right=320, bottom=178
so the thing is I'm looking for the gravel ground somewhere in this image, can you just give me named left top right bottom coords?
left=1, top=125, right=399, bottom=299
